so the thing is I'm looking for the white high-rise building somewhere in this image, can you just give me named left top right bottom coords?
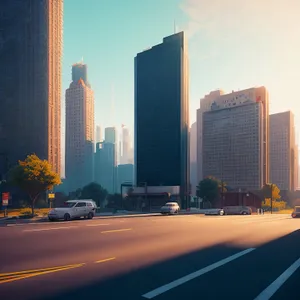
left=121, top=125, right=131, bottom=164
left=96, top=125, right=102, bottom=143
left=65, top=64, right=94, bottom=192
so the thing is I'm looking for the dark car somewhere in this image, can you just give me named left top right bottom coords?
left=291, top=206, right=300, bottom=218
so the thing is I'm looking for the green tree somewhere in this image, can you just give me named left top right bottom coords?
left=8, top=154, right=61, bottom=216
left=106, top=193, right=122, bottom=209
left=196, top=177, right=220, bottom=205
left=80, top=182, right=108, bottom=207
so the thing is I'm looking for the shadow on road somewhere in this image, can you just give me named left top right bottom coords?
left=33, top=230, right=300, bottom=300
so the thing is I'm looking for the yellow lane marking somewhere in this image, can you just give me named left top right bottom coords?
left=101, top=228, right=132, bottom=234
left=86, top=223, right=110, bottom=227
left=0, top=263, right=84, bottom=284
left=94, top=257, right=116, bottom=264
left=23, top=226, right=77, bottom=232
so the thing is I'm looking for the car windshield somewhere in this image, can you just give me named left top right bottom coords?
left=165, top=203, right=175, bottom=207
left=295, top=207, right=300, bottom=212
left=59, top=202, right=75, bottom=208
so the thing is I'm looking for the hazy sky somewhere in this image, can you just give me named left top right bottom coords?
left=63, top=0, right=300, bottom=140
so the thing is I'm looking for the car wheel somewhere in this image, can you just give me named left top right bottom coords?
left=64, top=213, right=71, bottom=221
left=219, top=211, right=224, bottom=216
left=88, top=212, right=94, bottom=219
left=48, top=217, right=54, bottom=222
left=242, top=211, right=247, bottom=215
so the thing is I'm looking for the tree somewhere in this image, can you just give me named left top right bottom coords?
left=80, top=182, right=108, bottom=207
left=196, top=177, right=219, bottom=205
left=8, top=154, right=61, bottom=216
left=106, top=193, right=122, bottom=209
left=262, top=183, right=281, bottom=202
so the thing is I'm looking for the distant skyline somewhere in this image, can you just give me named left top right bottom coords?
left=63, top=0, right=300, bottom=133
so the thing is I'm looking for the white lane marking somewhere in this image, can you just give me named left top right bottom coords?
left=253, top=257, right=300, bottom=300
left=86, top=223, right=110, bottom=227
left=142, top=248, right=255, bottom=299
left=23, top=226, right=78, bottom=232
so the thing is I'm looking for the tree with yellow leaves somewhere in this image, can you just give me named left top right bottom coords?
left=262, top=183, right=281, bottom=201
left=9, top=154, right=61, bottom=216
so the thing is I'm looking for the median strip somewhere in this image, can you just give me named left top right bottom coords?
left=142, top=248, right=256, bottom=299
left=101, top=228, right=132, bottom=234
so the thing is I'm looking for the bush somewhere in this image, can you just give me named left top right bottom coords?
left=262, top=198, right=287, bottom=211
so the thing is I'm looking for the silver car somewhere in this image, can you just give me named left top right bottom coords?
left=161, top=202, right=180, bottom=215
left=48, top=199, right=97, bottom=221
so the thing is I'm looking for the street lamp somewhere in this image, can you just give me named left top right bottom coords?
left=138, top=182, right=148, bottom=212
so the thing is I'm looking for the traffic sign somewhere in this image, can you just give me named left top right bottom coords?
left=48, top=193, right=55, bottom=199
left=2, top=192, right=9, bottom=206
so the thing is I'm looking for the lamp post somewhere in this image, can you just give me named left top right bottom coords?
left=270, top=183, right=273, bottom=214
left=139, top=182, right=148, bottom=212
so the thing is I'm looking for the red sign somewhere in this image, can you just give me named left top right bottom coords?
left=2, top=192, right=9, bottom=206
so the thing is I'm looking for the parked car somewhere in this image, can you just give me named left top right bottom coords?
left=160, top=202, right=180, bottom=215
left=48, top=199, right=97, bottom=221
left=223, top=206, right=252, bottom=215
left=291, top=206, right=300, bottom=218
left=205, top=208, right=225, bottom=216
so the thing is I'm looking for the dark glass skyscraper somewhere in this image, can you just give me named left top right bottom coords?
left=134, top=32, right=190, bottom=207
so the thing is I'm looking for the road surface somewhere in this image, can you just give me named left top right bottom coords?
left=0, top=213, right=299, bottom=300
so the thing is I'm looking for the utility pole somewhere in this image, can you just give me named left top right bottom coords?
left=270, top=183, right=273, bottom=214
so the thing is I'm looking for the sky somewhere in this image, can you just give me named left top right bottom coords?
left=62, top=0, right=300, bottom=151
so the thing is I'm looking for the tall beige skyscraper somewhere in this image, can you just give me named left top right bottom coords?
left=65, top=64, right=94, bottom=191
left=202, top=87, right=269, bottom=191
left=270, top=111, right=298, bottom=191
left=0, top=0, right=63, bottom=177
left=196, top=90, right=225, bottom=183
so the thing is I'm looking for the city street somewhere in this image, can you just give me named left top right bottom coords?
left=1, top=213, right=300, bottom=300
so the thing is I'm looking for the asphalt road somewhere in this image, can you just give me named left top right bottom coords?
left=0, top=213, right=300, bottom=300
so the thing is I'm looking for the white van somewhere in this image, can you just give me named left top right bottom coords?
left=48, top=199, right=97, bottom=221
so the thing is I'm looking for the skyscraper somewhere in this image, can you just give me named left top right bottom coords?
left=0, top=0, right=63, bottom=176
left=72, top=62, right=90, bottom=87
left=94, top=142, right=117, bottom=194
left=134, top=32, right=190, bottom=207
left=196, top=90, right=225, bottom=183
left=65, top=65, right=94, bottom=192
left=96, top=125, right=102, bottom=143
left=202, top=87, right=269, bottom=190
left=121, top=125, right=131, bottom=164
left=105, top=127, right=116, bottom=144
left=190, top=122, right=197, bottom=195
left=270, top=111, right=298, bottom=191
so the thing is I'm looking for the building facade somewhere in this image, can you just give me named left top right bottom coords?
left=190, top=122, right=197, bottom=195
left=0, top=0, right=63, bottom=176
left=202, top=87, right=269, bottom=191
left=105, top=127, right=116, bottom=144
left=270, top=111, right=298, bottom=191
left=196, top=90, right=225, bottom=184
left=95, top=125, right=102, bottom=143
left=65, top=69, right=94, bottom=192
left=121, top=125, right=131, bottom=164
left=134, top=32, right=190, bottom=207
left=94, top=142, right=117, bottom=194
